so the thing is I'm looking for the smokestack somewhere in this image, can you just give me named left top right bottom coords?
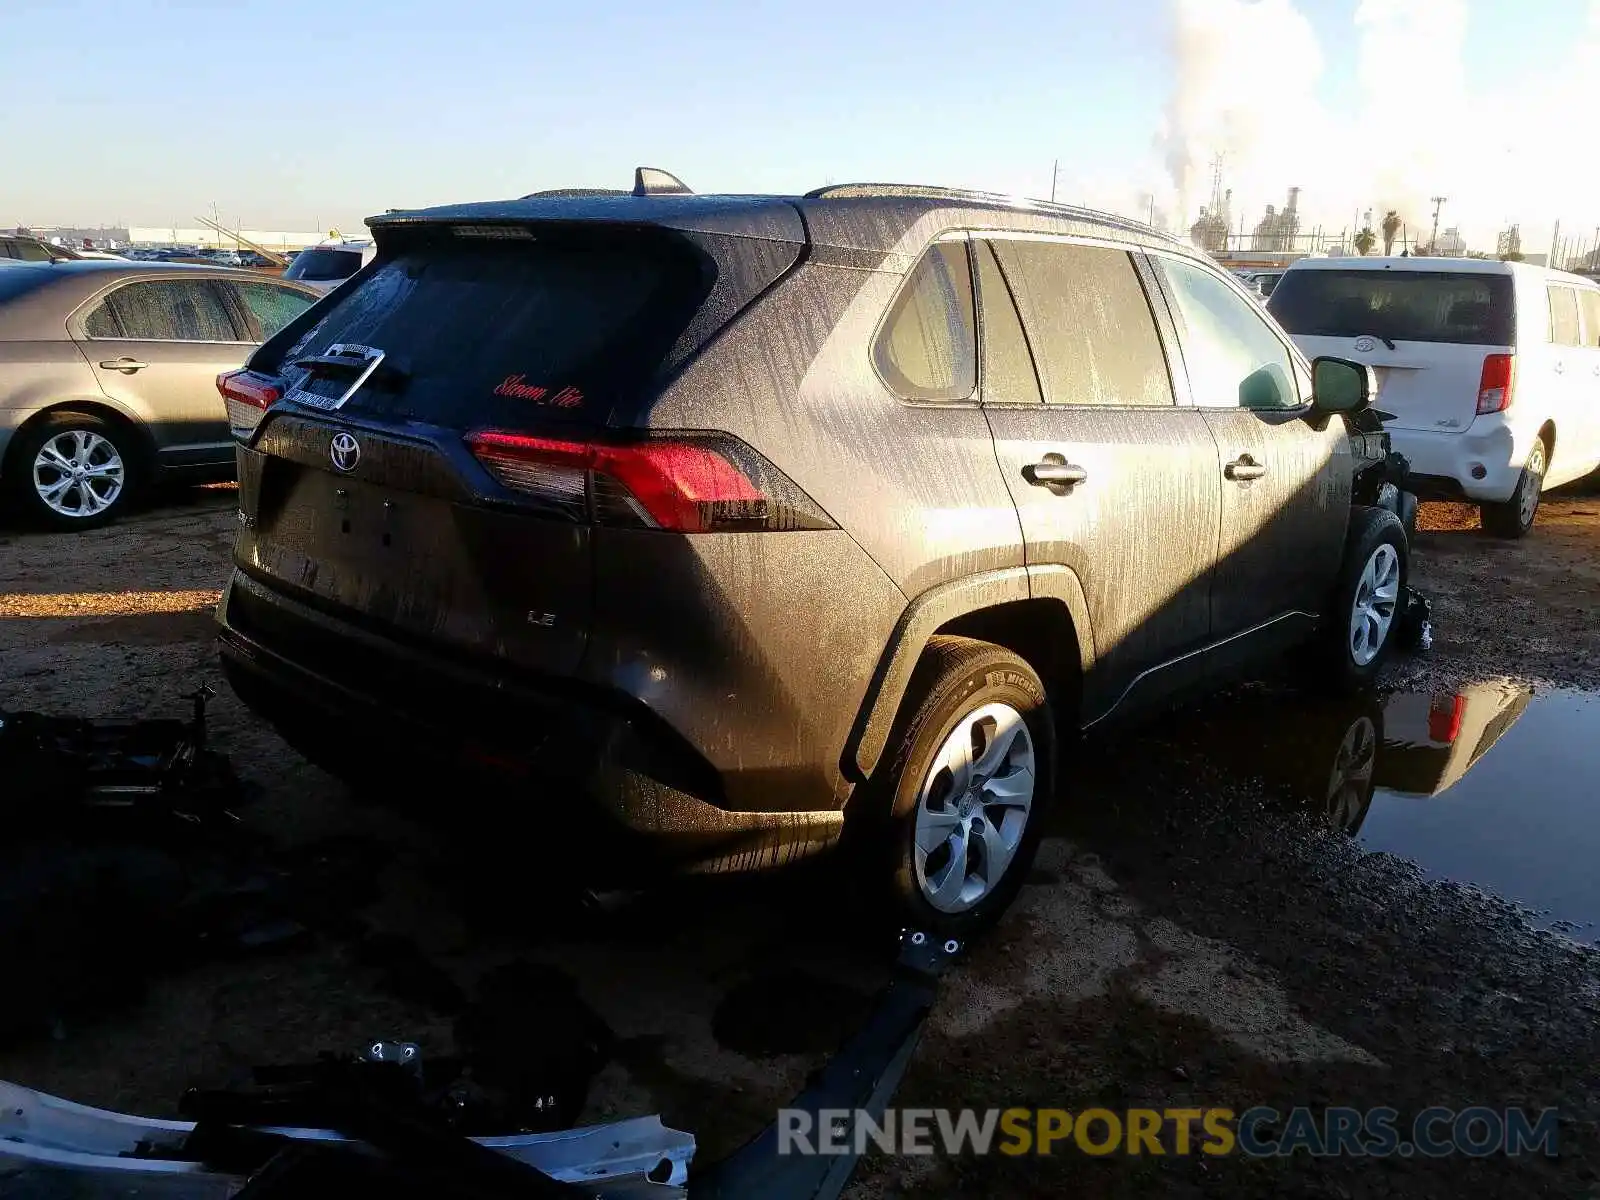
left=1287, top=186, right=1300, bottom=215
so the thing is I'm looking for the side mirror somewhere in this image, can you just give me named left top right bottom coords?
left=1311, top=356, right=1376, bottom=414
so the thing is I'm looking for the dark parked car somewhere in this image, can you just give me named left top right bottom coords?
left=0, top=235, right=79, bottom=263
left=216, top=174, right=1406, bottom=933
left=0, top=262, right=320, bottom=526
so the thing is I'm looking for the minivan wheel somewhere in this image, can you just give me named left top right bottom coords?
left=1480, top=438, right=1546, bottom=539
left=1321, top=506, right=1408, bottom=690
left=7, top=411, right=137, bottom=529
left=872, top=636, right=1055, bottom=938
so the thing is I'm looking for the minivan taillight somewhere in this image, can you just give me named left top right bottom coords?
left=464, top=431, right=835, bottom=532
left=1476, top=353, right=1514, bottom=414
left=1428, top=695, right=1466, bottom=744
left=218, top=370, right=280, bottom=438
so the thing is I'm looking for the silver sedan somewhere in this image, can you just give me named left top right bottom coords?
left=0, top=261, right=320, bottom=527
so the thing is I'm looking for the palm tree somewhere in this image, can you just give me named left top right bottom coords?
left=1354, top=226, right=1377, bottom=256
left=1381, top=211, right=1401, bottom=256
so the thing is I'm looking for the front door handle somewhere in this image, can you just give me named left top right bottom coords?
left=1023, top=456, right=1088, bottom=493
left=1554, top=361, right=1565, bottom=375
left=1225, top=455, right=1267, bottom=482
left=98, top=357, right=149, bottom=373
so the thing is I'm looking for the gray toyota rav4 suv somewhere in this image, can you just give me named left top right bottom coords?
left=216, top=173, right=1406, bottom=933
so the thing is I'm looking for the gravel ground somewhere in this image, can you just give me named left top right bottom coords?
left=1, top=483, right=1598, bottom=1198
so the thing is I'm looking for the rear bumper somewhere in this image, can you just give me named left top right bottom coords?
left=1387, top=419, right=1523, bottom=503
left=216, top=571, right=842, bottom=873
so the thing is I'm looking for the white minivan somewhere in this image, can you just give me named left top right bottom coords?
left=1269, top=257, right=1600, bottom=536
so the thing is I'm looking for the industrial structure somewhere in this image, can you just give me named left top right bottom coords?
left=1251, top=188, right=1302, bottom=253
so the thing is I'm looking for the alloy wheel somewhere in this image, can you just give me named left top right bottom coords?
left=913, top=702, right=1036, bottom=914
left=1348, top=543, right=1400, bottom=667
left=32, top=430, right=125, bottom=518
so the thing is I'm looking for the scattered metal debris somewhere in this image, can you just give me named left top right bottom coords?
left=0, top=931, right=958, bottom=1198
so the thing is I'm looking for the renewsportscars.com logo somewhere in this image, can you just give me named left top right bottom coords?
left=777, top=1106, right=1560, bottom=1159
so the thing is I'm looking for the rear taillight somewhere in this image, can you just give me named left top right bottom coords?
left=218, top=369, right=280, bottom=438
left=1476, top=353, right=1514, bottom=415
left=464, top=431, right=835, bottom=532
left=1428, top=695, right=1466, bottom=744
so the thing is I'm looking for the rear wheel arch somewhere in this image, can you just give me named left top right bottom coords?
left=1536, top=420, right=1555, bottom=466
left=2, top=400, right=154, bottom=482
left=842, top=567, right=1092, bottom=782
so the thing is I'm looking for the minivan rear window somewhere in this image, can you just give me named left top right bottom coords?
left=1268, top=269, right=1515, bottom=346
left=267, top=229, right=708, bottom=427
left=284, top=247, right=365, bottom=282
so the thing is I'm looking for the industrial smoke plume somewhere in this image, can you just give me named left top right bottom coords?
left=1157, top=0, right=1600, bottom=253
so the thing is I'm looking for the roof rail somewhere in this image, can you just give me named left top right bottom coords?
left=802, top=183, right=1181, bottom=243
left=521, top=188, right=630, bottom=199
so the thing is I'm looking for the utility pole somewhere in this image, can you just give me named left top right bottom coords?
left=1050, top=159, right=1059, bottom=204
left=1550, top=219, right=1561, bottom=270
left=1429, top=196, right=1447, bottom=254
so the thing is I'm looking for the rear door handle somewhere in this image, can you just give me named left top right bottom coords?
left=98, top=357, right=148, bottom=373
left=1225, top=455, right=1267, bottom=482
left=1023, top=458, right=1088, bottom=492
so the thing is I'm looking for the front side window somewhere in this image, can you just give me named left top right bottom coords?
left=1548, top=286, right=1582, bottom=347
left=1159, top=256, right=1300, bottom=410
left=874, top=242, right=977, bottom=402
left=84, top=280, right=239, bottom=341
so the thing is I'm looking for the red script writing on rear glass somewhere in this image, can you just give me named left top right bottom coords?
left=493, top=375, right=583, bottom=408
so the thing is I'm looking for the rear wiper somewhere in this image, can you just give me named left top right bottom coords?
left=287, top=343, right=407, bottom=411
left=1377, top=335, right=1397, bottom=351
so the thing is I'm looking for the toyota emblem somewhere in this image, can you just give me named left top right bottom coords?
left=1353, top=335, right=1376, bottom=353
left=329, top=431, right=361, bottom=472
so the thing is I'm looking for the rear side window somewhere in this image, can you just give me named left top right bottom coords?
left=271, top=230, right=709, bottom=427
left=874, top=242, right=977, bottom=402
left=1579, top=290, right=1600, bottom=347
left=1548, top=286, right=1582, bottom=346
left=284, top=247, right=365, bottom=282
left=84, top=280, right=239, bottom=341
left=991, top=240, right=1172, bottom=407
left=230, top=280, right=316, bottom=339
left=1269, top=269, right=1514, bottom=346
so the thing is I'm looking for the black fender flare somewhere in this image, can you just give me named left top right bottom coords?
left=841, top=565, right=1095, bottom=782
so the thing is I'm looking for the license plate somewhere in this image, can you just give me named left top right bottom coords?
left=282, top=385, right=342, bottom=411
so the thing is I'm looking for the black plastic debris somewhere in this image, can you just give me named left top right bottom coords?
left=0, top=685, right=252, bottom=834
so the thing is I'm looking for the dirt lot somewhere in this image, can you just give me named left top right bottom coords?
left=2, top=485, right=1598, bottom=1198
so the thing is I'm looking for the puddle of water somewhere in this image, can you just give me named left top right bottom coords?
left=1074, top=679, right=1600, bottom=944
left=1358, top=683, right=1600, bottom=942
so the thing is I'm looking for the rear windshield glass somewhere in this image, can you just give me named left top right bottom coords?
left=267, top=230, right=708, bottom=427
left=284, top=247, right=365, bottom=282
left=1268, top=269, right=1515, bottom=346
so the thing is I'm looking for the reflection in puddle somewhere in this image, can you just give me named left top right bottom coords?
left=1073, top=680, right=1600, bottom=944
left=1360, top=683, right=1600, bottom=942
